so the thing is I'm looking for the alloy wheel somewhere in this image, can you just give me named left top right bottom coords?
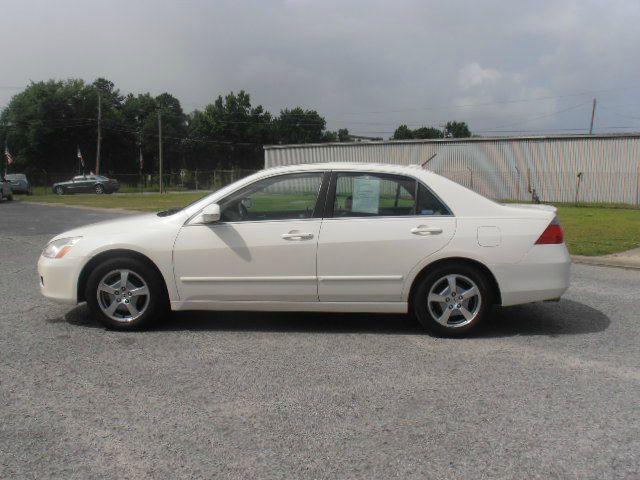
left=96, top=269, right=150, bottom=323
left=427, top=274, right=482, bottom=328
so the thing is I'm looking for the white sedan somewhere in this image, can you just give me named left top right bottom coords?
left=38, top=163, right=571, bottom=336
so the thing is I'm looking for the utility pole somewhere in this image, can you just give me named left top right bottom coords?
left=158, top=109, right=163, bottom=194
left=96, top=93, right=102, bottom=174
left=589, top=98, right=597, bottom=135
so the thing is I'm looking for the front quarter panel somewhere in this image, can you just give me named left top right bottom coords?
left=40, top=214, right=186, bottom=304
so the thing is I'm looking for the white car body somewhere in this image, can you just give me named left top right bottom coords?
left=38, top=163, right=571, bottom=316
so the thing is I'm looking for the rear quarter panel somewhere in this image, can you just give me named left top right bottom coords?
left=401, top=215, right=550, bottom=301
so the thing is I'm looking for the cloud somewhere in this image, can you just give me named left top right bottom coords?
left=453, top=62, right=558, bottom=132
left=0, top=0, right=638, bottom=136
left=458, top=63, right=502, bottom=91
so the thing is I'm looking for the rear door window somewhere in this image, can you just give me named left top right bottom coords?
left=330, top=172, right=452, bottom=217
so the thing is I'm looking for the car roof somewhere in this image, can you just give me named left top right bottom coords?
left=262, top=162, right=430, bottom=177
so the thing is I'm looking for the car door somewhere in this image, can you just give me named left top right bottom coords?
left=173, top=171, right=328, bottom=303
left=317, top=171, right=456, bottom=302
left=81, top=176, right=95, bottom=193
left=67, top=176, right=85, bottom=193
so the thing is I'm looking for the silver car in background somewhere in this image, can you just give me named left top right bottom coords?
left=5, top=173, right=32, bottom=195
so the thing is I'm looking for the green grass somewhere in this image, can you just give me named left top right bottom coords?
left=19, top=193, right=640, bottom=256
left=556, top=205, right=640, bottom=256
left=21, top=192, right=209, bottom=212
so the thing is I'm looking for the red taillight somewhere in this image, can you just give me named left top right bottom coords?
left=535, top=217, right=564, bottom=244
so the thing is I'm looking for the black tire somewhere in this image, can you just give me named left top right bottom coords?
left=412, top=262, right=492, bottom=337
left=85, top=256, right=168, bottom=330
left=95, top=184, right=104, bottom=194
left=55, top=186, right=65, bottom=195
left=7, top=193, right=13, bottom=201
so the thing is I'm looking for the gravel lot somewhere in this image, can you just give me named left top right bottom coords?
left=1, top=201, right=639, bottom=479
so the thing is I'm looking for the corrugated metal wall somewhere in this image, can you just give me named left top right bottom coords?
left=264, top=135, right=640, bottom=204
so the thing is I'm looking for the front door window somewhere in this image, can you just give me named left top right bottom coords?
left=220, top=172, right=324, bottom=222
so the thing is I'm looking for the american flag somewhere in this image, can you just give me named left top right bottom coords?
left=77, top=146, right=84, bottom=167
left=4, top=145, right=13, bottom=165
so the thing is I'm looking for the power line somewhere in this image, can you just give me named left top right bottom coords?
left=597, top=104, right=640, bottom=121
left=179, top=84, right=640, bottom=118
left=484, top=100, right=593, bottom=130
left=327, top=85, right=639, bottom=116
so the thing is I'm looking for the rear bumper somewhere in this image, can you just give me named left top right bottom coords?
left=491, top=244, right=571, bottom=307
left=37, top=255, right=82, bottom=304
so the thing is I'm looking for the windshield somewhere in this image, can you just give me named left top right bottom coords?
left=156, top=192, right=212, bottom=217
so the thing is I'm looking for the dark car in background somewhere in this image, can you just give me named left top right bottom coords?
left=5, top=173, right=32, bottom=195
left=53, top=175, right=120, bottom=195
left=0, top=177, right=14, bottom=202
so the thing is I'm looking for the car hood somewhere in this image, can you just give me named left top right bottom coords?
left=50, top=211, right=185, bottom=242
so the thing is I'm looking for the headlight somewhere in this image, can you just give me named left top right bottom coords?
left=42, top=237, right=82, bottom=259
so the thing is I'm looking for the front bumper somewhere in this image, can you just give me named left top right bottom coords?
left=37, top=255, right=83, bottom=304
left=491, top=244, right=572, bottom=307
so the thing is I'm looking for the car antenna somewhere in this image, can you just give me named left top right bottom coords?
left=421, top=153, right=437, bottom=168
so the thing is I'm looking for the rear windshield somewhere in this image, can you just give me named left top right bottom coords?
left=5, top=174, right=26, bottom=180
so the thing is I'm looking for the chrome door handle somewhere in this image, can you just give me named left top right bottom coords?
left=282, top=231, right=314, bottom=240
left=411, top=226, right=443, bottom=236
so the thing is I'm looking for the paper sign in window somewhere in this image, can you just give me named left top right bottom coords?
left=352, top=177, right=380, bottom=214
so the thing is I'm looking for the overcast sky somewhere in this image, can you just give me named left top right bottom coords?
left=1, top=0, right=639, bottom=137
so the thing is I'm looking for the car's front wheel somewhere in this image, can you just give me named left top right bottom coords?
left=55, top=186, right=65, bottom=195
left=412, top=263, right=492, bottom=337
left=95, top=184, right=104, bottom=194
left=85, top=257, right=168, bottom=330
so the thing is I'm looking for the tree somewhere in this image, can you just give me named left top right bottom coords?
left=413, top=126, right=443, bottom=139
left=0, top=81, right=351, bottom=174
left=322, top=131, right=338, bottom=142
left=338, top=128, right=351, bottom=142
left=0, top=79, right=99, bottom=175
left=275, top=107, right=326, bottom=144
left=392, top=124, right=414, bottom=140
left=444, top=121, right=471, bottom=138
left=187, top=91, right=273, bottom=169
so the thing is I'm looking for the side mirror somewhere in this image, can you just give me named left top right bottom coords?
left=201, top=203, right=221, bottom=223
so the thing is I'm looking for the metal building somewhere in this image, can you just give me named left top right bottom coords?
left=264, top=133, right=640, bottom=204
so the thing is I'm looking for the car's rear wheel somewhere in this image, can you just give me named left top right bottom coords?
left=412, top=263, right=491, bottom=337
left=6, top=192, right=13, bottom=201
left=55, top=186, right=65, bottom=195
left=85, top=257, right=168, bottom=330
left=95, top=184, right=104, bottom=194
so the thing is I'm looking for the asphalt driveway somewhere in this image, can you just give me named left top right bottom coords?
left=1, top=201, right=638, bottom=479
